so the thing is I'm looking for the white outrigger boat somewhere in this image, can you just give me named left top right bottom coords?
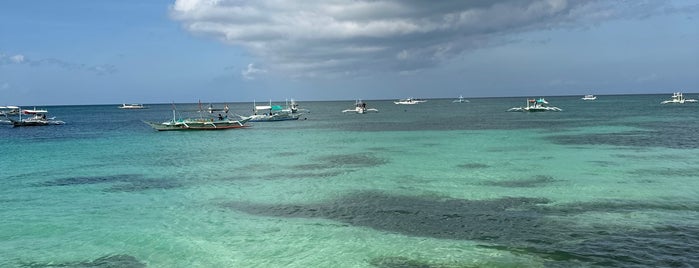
left=9, top=108, right=65, bottom=127
left=145, top=102, right=250, bottom=131
left=581, top=94, right=597, bottom=101
left=453, top=95, right=469, bottom=103
left=342, top=100, right=378, bottom=114
left=660, top=92, right=697, bottom=104
left=0, top=106, right=20, bottom=116
left=394, top=98, right=427, bottom=105
left=118, top=103, right=147, bottom=109
left=507, top=98, right=562, bottom=112
left=248, top=100, right=302, bottom=122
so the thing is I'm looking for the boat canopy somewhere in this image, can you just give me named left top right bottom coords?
left=255, top=105, right=284, bottom=111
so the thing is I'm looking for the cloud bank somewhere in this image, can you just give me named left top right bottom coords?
left=171, top=0, right=675, bottom=78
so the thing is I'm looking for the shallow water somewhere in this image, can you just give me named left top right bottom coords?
left=1, top=94, right=698, bottom=267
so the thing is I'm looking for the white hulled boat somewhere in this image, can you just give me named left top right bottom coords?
left=342, top=100, right=378, bottom=114
left=118, top=103, right=147, bottom=109
left=508, top=98, right=562, bottom=112
left=453, top=95, right=469, bottom=103
left=9, top=107, right=65, bottom=126
left=394, top=98, right=427, bottom=105
left=581, top=94, right=597, bottom=101
left=660, top=92, right=697, bottom=104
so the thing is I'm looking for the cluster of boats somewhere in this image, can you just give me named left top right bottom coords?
left=3, top=92, right=695, bottom=129
left=0, top=107, right=65, bottom=126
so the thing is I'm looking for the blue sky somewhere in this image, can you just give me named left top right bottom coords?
left=1, top=0, right=697, bottom=105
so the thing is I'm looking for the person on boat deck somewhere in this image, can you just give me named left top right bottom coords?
left=218, top=113, right=223, bottom=120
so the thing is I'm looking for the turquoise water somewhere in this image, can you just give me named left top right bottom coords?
left=1, top=95, right=698, bottom=267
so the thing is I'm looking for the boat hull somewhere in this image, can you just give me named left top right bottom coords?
left=248, top=114, right=300, bottom=122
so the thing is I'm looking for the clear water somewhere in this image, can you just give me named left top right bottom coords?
left=1, top=95, right=698, bottom=267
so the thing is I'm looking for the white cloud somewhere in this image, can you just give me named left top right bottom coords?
left=171, top=0, right=675, bottom=77
left=10, top=54, right=24, bottom=63
left=241, top=63, right=266, bottom=80
left=0, top=52, right=117, bottom=75
left=0, top=54, right=26, bottom=65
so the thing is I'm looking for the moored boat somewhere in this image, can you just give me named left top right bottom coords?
left=145, top=102, right=250, bottom=131
left=248, top=100, right=302, bottom=122
left=394, top=98, right=427, bottom=105
left=342, top=100, right=378, bottom=114
left=118, top=103, right=147, bottom=109
left=507, top=98, right=562, bottom=112
left=453, top=95, right=469, bottom=103
left=9, top=107, right=65, bottom=127
left=660, top=92, right=697, bottom=104
left=581, top=94, right=597, bottom=101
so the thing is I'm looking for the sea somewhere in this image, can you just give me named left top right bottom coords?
left=1, top=94, right=698, bottom=267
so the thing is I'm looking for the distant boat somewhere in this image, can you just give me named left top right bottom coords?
left=118, top=103, right=147, bottom=109
left=581, top=94, right=597, bottom=101
left=507, top=98, right=562, bottom=112
left=342, top=100, right=378, bottom=114
left=453, top=95, right=469, bottom=103
left=394, top=98, right=426, bottom=105
left=144, top=102, right=250, bottom=131
left=9, top=107, right=65, bottom=127
left=660, top=92, right=697, bottom=104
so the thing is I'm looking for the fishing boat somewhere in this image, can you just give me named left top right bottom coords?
left=248, top=100, right=301, bottom=122
left=394, top=98, right=427, bottom=105
left=342, top=100, right=378, bottom=114
left=453, top=95, right=469, bottom=103
left=9, top=108, right=65, bottom=127
left=581, top=94, right=597, bottom=101
left=660, top=92, right=697, bottom=104
left=507, top=98, right=562, bottom=112
left=145, top=102, right=250, bottom=131
left=118, top=103, right=147, bottom=109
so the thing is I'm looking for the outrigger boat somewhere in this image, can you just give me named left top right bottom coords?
left=660, top=92, right=697, bottom=104
left=0, top=106, right=20, bottom=116
left=145, top=102, right=250, bottom=131
left=394, top=98, right=427, bottom=105
left=342, top=100, right=378, bottom=114
left=453, top=95, right=469, bottom=103
left=248, top=100, right=302, bottom=122
left=507, top=98, right=562, bottom=112
left=9, top=107, right=65, bottom=127
left=581, top=94, right=597, bottom=101
left=118, top=103, right=147, bottom=109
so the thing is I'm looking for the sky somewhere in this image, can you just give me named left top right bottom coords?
left=0, top=0, right=697, bottom=105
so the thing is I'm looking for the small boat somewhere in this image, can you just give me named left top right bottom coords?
left=507, top=98, right=562, bottom=112
left=342, top=100, right=378, bottom=114
left=118, top=103, right=147, bottom=109
left=453, top=95, right=469, bottom=103
left=144, top=103, right=250, bottom=131
left=9, top=107, right=65, bottom=127
left=581, top=94, right=597, bottom=101
left=394, top=98, right=427, bottom=105
left=248, top=100, right=301, bottom=122
left=660, top=92, right=697, bottom=104
left=0, top=106, right=20, bottom=116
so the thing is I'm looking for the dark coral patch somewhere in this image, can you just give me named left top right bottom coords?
left=223, top=191, right=699, bottom=267
left=38, top=174, right=182, bottom=192
left=223, top=191, right=553, bottom=242
left=457, top=163, right=489, bottom=169
left=482, top=175, right=557, bottom=188
left=21, top=254, right=146, bottom=268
